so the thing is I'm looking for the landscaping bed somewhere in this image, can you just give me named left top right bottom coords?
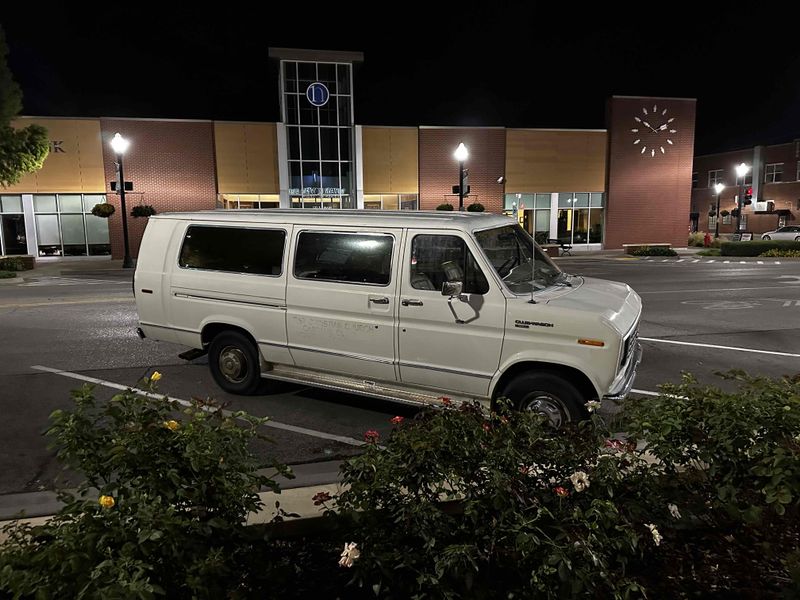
left=1, top=372, right=798, bottom=598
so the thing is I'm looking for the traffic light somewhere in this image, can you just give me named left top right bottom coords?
left=744, top=187, right=753, bottom=205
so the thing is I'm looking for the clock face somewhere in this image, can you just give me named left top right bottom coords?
left=631, top=104, right=677, bottom=157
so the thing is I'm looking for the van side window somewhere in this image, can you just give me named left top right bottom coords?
left=294, top=232, right=393, bottom=285
left=410, top=235, right=489, bottom=294
left=178, top=226, right=286, bottom=276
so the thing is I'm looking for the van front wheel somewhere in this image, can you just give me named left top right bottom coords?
left=499, top=372, right=585, bottom=428
left=208, top=331, right=261, bottom=395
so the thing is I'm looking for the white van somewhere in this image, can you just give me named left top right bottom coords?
left=134, top=210, right=641, bottom=426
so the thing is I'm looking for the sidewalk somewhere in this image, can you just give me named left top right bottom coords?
left=0, top=256, right=134, bottom=284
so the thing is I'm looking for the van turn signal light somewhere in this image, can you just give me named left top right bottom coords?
left=577, top=338, right=605, bottom=347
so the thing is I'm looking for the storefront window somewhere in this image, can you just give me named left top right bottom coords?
left=33, top=194, right=110, bottom=256
left=362, top=194, right=419, bottom=210
left=589, top=209, right=604, bottom=243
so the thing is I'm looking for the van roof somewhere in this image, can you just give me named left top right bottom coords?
left=152, top=209, right=515, bottom=232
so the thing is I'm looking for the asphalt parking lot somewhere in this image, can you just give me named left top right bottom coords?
left=1, top=256, right=798, bottom=499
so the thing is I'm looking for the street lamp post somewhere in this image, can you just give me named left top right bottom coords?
left=111, top=133, right=133, bottom=268
left=454, top=142, right=469, bottom=211
left=735, top=162, right=750, bottom=235
left=714, top=182, right=724, bottom=239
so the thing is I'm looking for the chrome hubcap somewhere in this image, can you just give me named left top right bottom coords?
left=219, top=346, right=247, bottom=383
left=521, top=393, right=567, bottom=428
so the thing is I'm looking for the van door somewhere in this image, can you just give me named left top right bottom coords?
left=167, top=222, right=292, bottom=364
left=398, top=230, right=506, bottom=397
left=285, top=227, right=400, bottom=382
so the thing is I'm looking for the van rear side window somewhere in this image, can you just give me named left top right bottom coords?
left=294, top=232, right=393, bottom=285
left=178, top=225, right=286, bottom=276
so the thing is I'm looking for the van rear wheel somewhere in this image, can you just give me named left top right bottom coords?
left=499, top=372, right=585, bottom=428
left=208, top=331, right=261, bottom=395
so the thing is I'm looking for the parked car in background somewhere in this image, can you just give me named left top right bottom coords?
left=761, top=226, right=800, bottom=241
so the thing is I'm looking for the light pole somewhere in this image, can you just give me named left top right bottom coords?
left=454, top=142, right=469, bottom=211
left=714, top=182, right=724, bottom=239
left=735, top=162, right=750, bottom=234
left=111, top=133, right=134, bottom=268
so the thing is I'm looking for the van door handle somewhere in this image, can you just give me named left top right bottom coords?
left=401, top=298, right=424, bottom=306
left=369, top=296, right=390, bottom=305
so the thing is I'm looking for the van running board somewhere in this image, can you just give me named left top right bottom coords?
left=178, top=348, right=208, bottom=361
left=261, top=364, right=487, bottom=409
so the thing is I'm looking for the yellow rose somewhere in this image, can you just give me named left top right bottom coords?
left=150, top=371, right=162, bottom=382
left=164, top=420, right=179, bottom=431
left=98, top=495, right=115, bottom=509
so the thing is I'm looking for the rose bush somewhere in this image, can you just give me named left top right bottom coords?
left=0, top=375, right=292, bottom=598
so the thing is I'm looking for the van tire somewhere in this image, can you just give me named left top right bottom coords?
left=208, top=331, right=261, bottom=395
left=498, top=372, right=585, bottom=428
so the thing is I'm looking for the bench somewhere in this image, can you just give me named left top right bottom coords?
left=547, top=239, right=572, bottom=256
left=622, top=243, right=672, bottom=255
left=539, top=243, right=560, bottom=258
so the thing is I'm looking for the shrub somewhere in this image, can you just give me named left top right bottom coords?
left=0, top=270, right=16, bottom=278
left=466, top=202, right=485, bottom=212
left=760, top=248, right=800, bottom=257
left=688, top=232, right=706, bottom=247
left=721, top=240, right=800, bottom=256
left=91, top=202, right=115, bottom=218
left=332, top=373, right=800, bottom=597
left=696, top=248, right=721, bottom=256
left=0, top=257, right=24, bottom=271
left=336, top=402, right=661, bottom=598
left=131, top=204, right=157, bottom=218
left=0, top=376, right=292, bottom=599
left=436, top=203, right=454, bottom=211
left=630, top=246, right=677, bottom=256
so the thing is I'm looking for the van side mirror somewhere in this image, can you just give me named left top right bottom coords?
left=442, top=281, right=463, bottom=298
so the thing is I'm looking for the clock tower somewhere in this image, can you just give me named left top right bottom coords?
left=604, top=96, right=697, bottom=249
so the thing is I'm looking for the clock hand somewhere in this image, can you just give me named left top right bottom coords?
left=642, top=121, right=658, bottom=133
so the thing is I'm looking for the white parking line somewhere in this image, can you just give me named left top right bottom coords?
left=639, top=337, right=800, bottom=358
left=30, top=365, right=365, bottom=447
left=630, top=388, right=687, bottom=400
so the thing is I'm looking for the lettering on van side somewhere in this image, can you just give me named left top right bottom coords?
left=292, top=315, right=376, bottom=338
left=514, top=319, right=554, bottom=329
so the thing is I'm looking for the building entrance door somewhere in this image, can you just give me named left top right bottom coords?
left=0, top=214, right=27, bottom=255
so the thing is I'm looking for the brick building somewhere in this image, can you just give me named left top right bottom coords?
left=691, top=141, right=800, bottom=236
left=0, top=48, right=698, bottom=259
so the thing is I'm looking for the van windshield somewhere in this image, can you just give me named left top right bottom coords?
left=474, top=225, right=563, bottom=294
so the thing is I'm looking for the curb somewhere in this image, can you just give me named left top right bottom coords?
left=0, top=460, right=343, bottom=524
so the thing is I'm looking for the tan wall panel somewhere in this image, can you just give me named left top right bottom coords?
left=6, top=118, right=105, bottom=193
left=363, top=127, right=418, bottom=193
left=505, top=130, right=607, bottom=192
left=215, top=122, right=279, bottom=194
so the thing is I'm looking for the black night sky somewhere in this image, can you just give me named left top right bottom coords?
left=3, top=4, right=800, bottom=155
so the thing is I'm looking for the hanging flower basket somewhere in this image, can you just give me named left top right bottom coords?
left=131, top=205, right=157, bottom=218
left=720, top=209, right=730, bottom=217
left=436, top=203, right=454, bottom=211
left=466, top=203, right=485, bottom=212
left=91, top=203, right=116, bottom=218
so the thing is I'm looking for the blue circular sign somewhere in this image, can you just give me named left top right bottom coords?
left=306, top=82, right=330, bottom=107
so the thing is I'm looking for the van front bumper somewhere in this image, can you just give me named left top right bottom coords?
left=603, top=342, right=642, bottom=402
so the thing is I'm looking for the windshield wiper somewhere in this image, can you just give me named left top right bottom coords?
left=551, top=272, right=572, bottom=287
